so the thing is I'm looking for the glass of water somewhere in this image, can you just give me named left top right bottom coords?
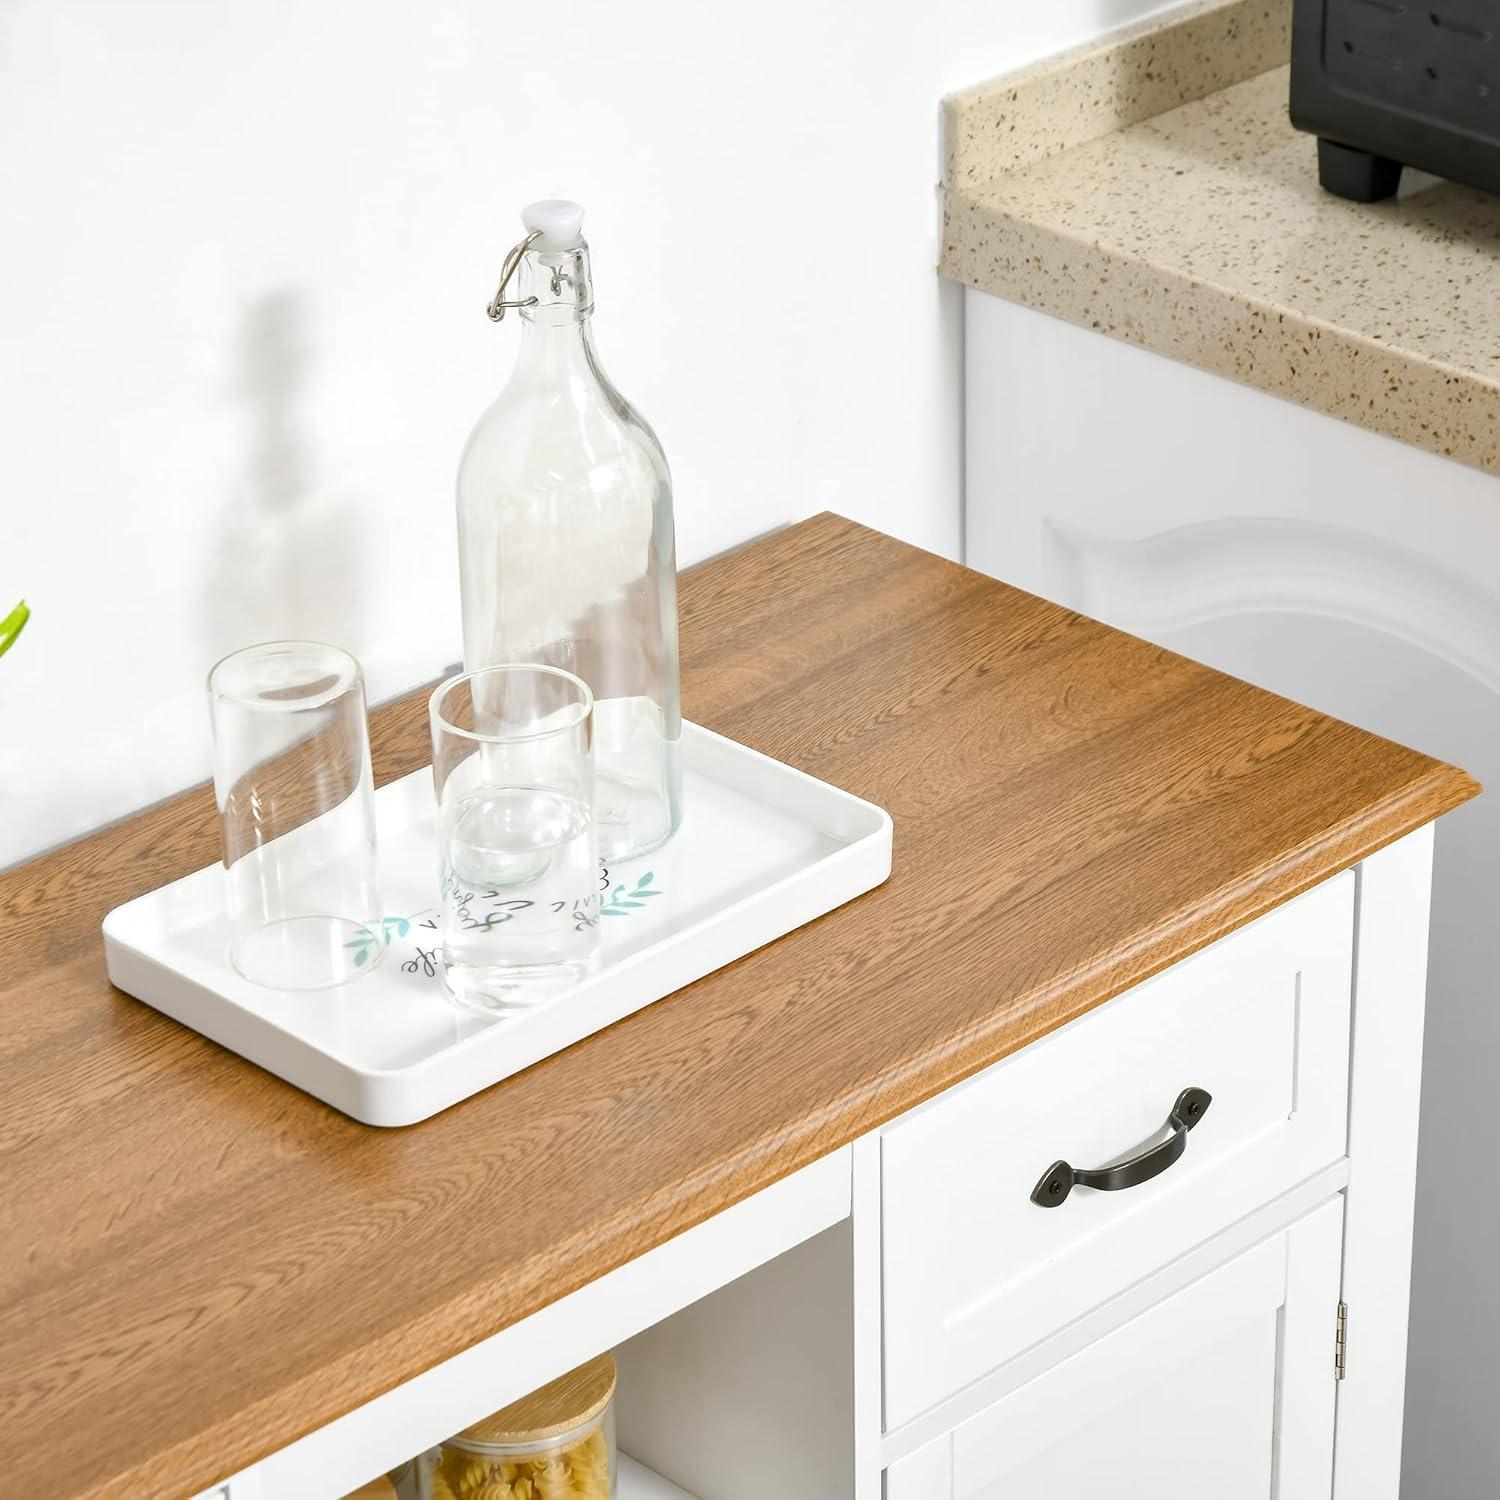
left=208, top=641, right=383, bottom=989
left=429, top=664, right=601, bottom=1010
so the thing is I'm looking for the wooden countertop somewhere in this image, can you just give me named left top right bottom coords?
left=0, top=515, right=1476, bottom=1498
left=941, top=0, right=1500, bottom=474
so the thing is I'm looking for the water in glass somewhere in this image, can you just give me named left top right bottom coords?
left=439, top=783, right=599, bottom=988
left=430, top=664, right=601, bottom=1009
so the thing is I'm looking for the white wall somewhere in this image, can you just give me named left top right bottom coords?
left=0, top=0, right=1168, bottom=867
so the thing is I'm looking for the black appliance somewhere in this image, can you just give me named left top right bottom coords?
left=1291, top=0, right=1500, bottom=201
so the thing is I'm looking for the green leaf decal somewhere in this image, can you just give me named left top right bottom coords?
left=599, top=876, right=666, bottom=917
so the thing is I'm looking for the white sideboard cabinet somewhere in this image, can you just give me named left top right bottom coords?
left=205, top=826, right=1436, bottom=1500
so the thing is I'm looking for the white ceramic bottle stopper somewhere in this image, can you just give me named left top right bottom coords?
left=521, top=199, right=585, bottom=251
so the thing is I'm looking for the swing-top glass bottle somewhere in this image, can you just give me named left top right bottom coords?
left=457, top=201, right=682, bottom=862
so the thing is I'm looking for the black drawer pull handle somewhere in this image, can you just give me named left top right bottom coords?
left=1030, top=1087, right=1212, bottom=1208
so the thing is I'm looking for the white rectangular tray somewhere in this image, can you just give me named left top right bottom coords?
left=103, top=722, right=892, bottom=1126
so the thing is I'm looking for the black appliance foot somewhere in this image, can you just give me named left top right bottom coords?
left=1317, top=138, right=1403, bottom=202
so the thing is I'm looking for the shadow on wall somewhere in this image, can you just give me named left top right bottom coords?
left=200, top=289, right=368, bottom=668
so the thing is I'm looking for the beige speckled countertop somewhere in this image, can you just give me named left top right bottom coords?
left=942, top=0, right=1500, bottom=474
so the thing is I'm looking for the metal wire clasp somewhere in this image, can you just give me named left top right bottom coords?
left=485, top=230, right=542, bottom=321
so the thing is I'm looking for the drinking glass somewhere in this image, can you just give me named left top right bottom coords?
left=429, top=664, right=601, bottom=1010
left=208, top=641, right=383, bottom=989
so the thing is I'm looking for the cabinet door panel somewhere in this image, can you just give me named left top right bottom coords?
left=950, top=1198, right=1343, bottom=1500
left=885, top=1436, right=951, bottom=1500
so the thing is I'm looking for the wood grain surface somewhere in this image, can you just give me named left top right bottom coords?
left=0, top=515, right=1476, bottom=1498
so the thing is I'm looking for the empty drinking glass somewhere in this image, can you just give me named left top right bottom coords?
left=208, top=641, right=384, bottom=989
left=429, top=664, right=600, bottom=1009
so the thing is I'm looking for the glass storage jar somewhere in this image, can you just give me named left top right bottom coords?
left=426, top=1352, right=617, bottom=1500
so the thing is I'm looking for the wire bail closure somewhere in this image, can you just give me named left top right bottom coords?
left=486, top=230, right=543, bottom=321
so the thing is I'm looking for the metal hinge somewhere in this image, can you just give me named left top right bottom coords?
left=1335, top=1301, right=1349, bottom=1380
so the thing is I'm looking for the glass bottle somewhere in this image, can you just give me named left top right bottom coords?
left=457, top=200, right=682, bottom=863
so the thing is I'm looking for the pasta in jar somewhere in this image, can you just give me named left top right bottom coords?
left=424, top=1353, right=616, bottom=1500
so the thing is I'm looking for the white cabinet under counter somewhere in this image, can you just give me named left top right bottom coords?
left=0, top=517, right=1473, bottom=1499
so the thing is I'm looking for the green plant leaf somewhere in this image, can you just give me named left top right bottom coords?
left=0, top=599, right=29, bottom=660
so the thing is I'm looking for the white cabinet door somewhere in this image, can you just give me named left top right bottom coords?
left=935, top=1198, right=1343, bottom=1500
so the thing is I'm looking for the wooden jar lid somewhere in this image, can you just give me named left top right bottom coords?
left=458, top=1353, right=617, bottom=1446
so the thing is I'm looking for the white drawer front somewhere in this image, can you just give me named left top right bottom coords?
left=881, top=874, right=1354, bottom=1427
